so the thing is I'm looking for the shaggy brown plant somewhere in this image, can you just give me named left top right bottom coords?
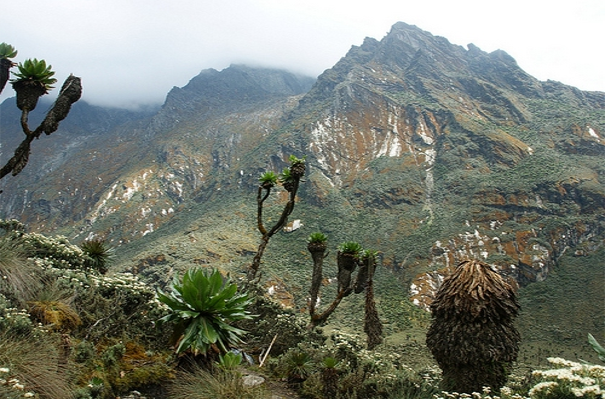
left=426, top=259, right=520, bottom=394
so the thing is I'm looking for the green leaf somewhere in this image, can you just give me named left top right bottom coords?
left=179, top=310, right=200, bottom=319
left=259, top=171, right=278, bottom=186
left=156, top=267, right=253, bottom=356
left=156, top=291, right=188, bottom=311
left=11, top=58, right=57, bottom=89
left=0, top=43, right=17, bottom=59
left=208, top=269, right=224, bottom=296
left=199, top=318, right=219, bottom=344
left=588, top=333, right=605, bottom=362
left=176, top=322, right=199, bottom=354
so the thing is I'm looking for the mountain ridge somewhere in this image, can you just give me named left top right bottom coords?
left=0, top=22, right=603, bottom=324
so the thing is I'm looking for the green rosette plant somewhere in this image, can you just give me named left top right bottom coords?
left=307, top=232, right=328, bottom=253
left=217, top=350, right=243, bottom=370
left=80, top=239, right=113, bottom=274
left=279, top=167, right=296, bottom=192
left=0, top=43, right=18, bottom=59
left=338, top=241, right=363, bottom=270
left=258, top=171, right=278, bottom=189
left=11, top=58, right=57, bottom=111
left=288, top=155, right=306, bottom=179
left=0, top=43, right=17, bottom=94
left=156, top=268, right=253, bottom=356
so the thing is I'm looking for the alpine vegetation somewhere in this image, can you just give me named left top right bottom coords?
left=426, top=259, right=521, bottom=394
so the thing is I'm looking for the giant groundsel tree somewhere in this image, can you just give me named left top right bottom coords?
left=426, top=259, right=521, bottom=394
left=0, top=43, right=81, bottom=181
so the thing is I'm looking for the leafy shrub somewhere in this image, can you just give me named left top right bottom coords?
left=80, top=239, right=114, bottom=274
left=528, top=357, right=604, bottom=398
left=217, top=351, right=243, bottom=371
left=157, top=268, right=253, bottom=356
left=284, top=350, right=314, bottom=383
left=0, top=294, right=38, bottom=337
left=234, top=284, right=324, bottom=356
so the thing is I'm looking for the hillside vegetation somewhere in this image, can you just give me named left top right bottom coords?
left=1, top=22, right=604, bottom=398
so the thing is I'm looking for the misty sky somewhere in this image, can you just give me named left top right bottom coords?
left=1, top=0, right=603, bottom=109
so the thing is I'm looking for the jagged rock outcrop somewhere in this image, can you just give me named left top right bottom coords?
left=286, top=22, right=604, bottom=308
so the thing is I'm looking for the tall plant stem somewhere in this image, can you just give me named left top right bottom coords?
left=246, top=168, right=302, bottom=282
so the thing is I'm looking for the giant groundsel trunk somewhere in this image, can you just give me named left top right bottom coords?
left=426, top=259, right=521, bottom=394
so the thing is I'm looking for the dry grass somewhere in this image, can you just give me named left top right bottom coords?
left=28, top=300, right=82, bottom=332
left=0, top=236, right=41, bottom=305
left=0, top=332, right=74, bottom=398
left=167, top=364, right=269, bottom=399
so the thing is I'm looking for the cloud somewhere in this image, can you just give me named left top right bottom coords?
left=1, top=0, right=603, bottom=109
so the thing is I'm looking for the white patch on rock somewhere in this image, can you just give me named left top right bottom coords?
left=284, top=219, right=303, bottom=232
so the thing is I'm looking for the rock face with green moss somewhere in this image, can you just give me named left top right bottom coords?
left=0, top=22, right=603, bottom=311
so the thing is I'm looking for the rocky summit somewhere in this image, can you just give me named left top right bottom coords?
left=1, top=22, right=603, bottom=314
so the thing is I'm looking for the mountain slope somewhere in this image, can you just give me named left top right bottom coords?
left=0, top=23, right=603, bottom=344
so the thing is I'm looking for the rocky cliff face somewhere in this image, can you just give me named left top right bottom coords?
left=0, top=65, right=314, bottom=241
left=288, top=22, right=604, bottom=308
left=1, top=23, right=603, bottom=310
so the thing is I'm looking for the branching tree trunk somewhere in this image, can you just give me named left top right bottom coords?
left=307, top=243, right=383, bottom=349
left=362, top=252, right=383, bottom=350
left=426, top=259, right=520, bottom=394
left=308, top=239, right=327, bottom=317
left=246, top=157, right=305, bottom=282
left=308, top=248, right=358, bottom=329
left=0, top=55, right=82, bottom=182
left=0, top=58, right=12, bottom=93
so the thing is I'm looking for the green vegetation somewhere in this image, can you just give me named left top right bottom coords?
left=588, top=334, right=605, bottom=363
left=216, top=350, right=243, bottom=370
left=0, top=159, right=603, bottom=398
left=80, top=239, right=114, bottom=274
left=258, top=171, right=278, bottom=188
left=338, top=241, right=363, bottom=255
left=157, top=268, right=253, bottom=356
left=0, top=42, right=17, bottom=93
left=307, top=231, right=328, bottom=244
left=248, top=155, right=306, bottom=281
left=0, top=44, right=81, bottom=180
left=0, top=43, right=17, bottom=59
left=11, top=58, right=57, bottom=92
left=0, top=220, right=173, bottom=398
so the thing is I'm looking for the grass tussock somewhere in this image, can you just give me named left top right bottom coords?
left=167, top=364, right=269, bottom=399
left=0, top=237, right=41, bottom=305
left=0, top=332, right=74, bottom=398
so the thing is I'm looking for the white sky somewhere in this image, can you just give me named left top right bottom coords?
left=1, top=0, right=603, bottom=109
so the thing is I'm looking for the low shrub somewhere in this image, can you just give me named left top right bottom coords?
left=527, top=357, right=604, bottom=399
